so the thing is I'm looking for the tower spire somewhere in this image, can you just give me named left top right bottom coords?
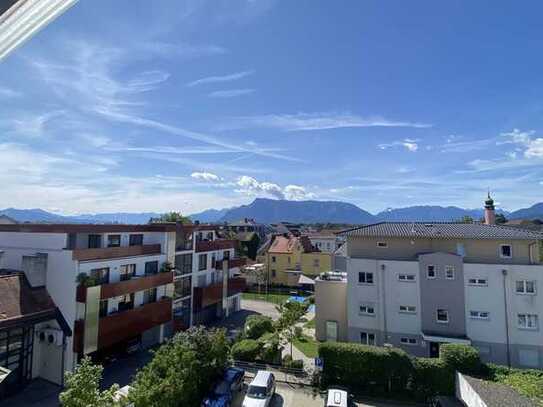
left=484, top=191, right=495, bottom=225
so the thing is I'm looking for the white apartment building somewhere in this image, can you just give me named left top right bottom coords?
left=0, top=222, right=246, bottom=397
left=308, top=232, right=339, bottom=254
left=316, top=198, right=543, bottom=368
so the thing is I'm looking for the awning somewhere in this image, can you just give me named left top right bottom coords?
left=298, top=275, right=315, bottom=285
left=422, top=333, right=471, bottom=345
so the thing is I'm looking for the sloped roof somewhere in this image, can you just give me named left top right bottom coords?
left=462, top=375, right=537, bottom=407
left=341, top=222, right=543, bottom=240
left=0, top=273, right=57, bottom=328
left=269, top=235, right=298, bottom=254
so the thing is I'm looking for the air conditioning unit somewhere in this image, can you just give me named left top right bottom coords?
left=37, top=328, right=63, bottom=347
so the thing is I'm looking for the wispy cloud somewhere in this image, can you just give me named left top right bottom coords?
left=191, top=171, right=221, bottom=182
left=208, top=88, right=255, bottom=98
left=8, top=110, right=65, bottom=138
left=186, top=70, right=254, bottom=87
left=0, top=87, right=22, bottom=98
left=378, top=138, right=420, bottom=152
left=217, top=112, right=432, bottom=131
left=235, top=176, right=315, bottom=200
left=501, top=128, right=543, bottom=158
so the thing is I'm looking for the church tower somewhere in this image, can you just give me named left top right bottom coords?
left=484, top=192, right=496, bottom=225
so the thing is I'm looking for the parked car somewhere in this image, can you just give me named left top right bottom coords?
left=242, top=370, right=276, bottom=407
left=201, top=367, right=245, bottom=407
left=324, top=387, right=355, bottom=407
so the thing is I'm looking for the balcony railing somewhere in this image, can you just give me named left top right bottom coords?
left=72, top=244, right=162, bottom=261
left=97, top=298, right=172, bottom=349
left=195, top=240, right=236, bottom=253
left=193, top=277, right=246, bottom=310
left=100, top=271, right=173, bottom=299
left=214, top=258, right=247, bottom=270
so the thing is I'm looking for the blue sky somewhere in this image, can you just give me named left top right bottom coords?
left=1, top=0, right=543, bottom=215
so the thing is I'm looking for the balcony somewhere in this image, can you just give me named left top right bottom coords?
left=214, top=258, right=247, bottom=270
left=193, top=277, right=246, bottom=310
left=100, top=271, right=173, bottom=299
left=72, top=244, right=162, bottom=261
left=195, top=240, right=236, bottom=253
left=97, top=298, right=172, bottom=349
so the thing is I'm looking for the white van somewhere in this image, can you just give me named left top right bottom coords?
left=242, top=370, right=276, bottom=407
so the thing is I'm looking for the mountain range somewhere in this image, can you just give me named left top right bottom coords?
left=2, top=198, right=542, bottom=225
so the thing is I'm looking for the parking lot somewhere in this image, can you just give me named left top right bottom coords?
left=232, top=382, right=418, bottom=407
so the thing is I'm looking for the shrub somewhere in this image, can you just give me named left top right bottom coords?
left=231, top=339, right=260, bottom=362
left=282, top=355, right=304, bottom=369
left=258, top=334, right=282, bottom=364
left=244, top=315, right=274, bottom=340
left=411, top=358, right=454, bottom=400
left=319, top=342, right=412, bottom=394
left=294, top=326, right=303, bottom=339
left=440, top=344, right=481, bottom=375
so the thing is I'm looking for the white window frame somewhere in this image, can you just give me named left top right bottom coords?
left=469, top=310, right=490, bottom=320
left=359, top=304, right=376, bottom=316
left=358, top=272, right=374, bottom=285
left=377, top=241, right=388, bottom=248
left=445, top=265, right=455, bottom=280
left=436, top=309, right=449, bottom=324
left=500, top=244, right=512, bottom=259
left=360, top=331, right=376, bottom=345
left=518, top=314, right=539, bottom=330
left=398, top=274, right=416, bottom=282
left=399, top=305, right=416, bottom=314
left=468, top=278, right=487, bottom=286
left=516, top=280, right=536, bottom=295
left=427, top=265, right=436, bottom=279
left=400, top=337, right=418, bottom=346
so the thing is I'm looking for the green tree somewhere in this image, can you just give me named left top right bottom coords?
left=460, top=215, right=474, bottom=223
left=59, top=357, right=125, bottom=407
left=275, top=301, right=308, bottom=358
left=495, top=213, right=508, bottom=224
left=128, top=327, right=229, bottom=407
left=149, top=211, right=192, bottom=224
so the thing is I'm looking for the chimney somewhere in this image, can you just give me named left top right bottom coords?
left=484, top=192, right=496, bottom=225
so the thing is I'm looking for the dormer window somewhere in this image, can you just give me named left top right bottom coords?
left=500, top=244, right=512, bottom=258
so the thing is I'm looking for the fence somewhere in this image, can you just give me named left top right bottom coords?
left=231, top=360, right=314, bottom=386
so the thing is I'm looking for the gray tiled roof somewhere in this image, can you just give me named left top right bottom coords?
left=463, top=375, right=538, bottom=407
left=341, top=222, right=543, bottom=240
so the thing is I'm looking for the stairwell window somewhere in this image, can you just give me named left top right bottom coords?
left=500, top=244, right=512, bottom=258
left=399, top=305, right=416, bottom=314
left=470, top=311, right=490, bottom=320
left=427, top=265, right=436, bottom=279
left=400, top=337, right=417, bottom=346
left=436, top=309, right=449, bottom=323
left=516, top=280, right=536, bottom=295
left=398, top=274, right=416, bottom=282
left=518, top=314, right=538, bottom=330
left=360, top=332, right=375, bottom=345
left=445, top=265, right=455, bottom=280
left=358, top=272, right=374, bottom=285
left=468, top=278, right=487, bottom=286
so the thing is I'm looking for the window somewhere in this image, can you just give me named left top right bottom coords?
left=271, top=269, right=277, bottom=278
left=400, top=337, right=417, bottom=345
left=500, top=244, right=512, bottom=258
left=287, top=256, right=291, bottom=264
left=358, top=272, right=374, bottom=284
left=518, top=314, right=538, bottom=330
left=144, top=261, right=158, bottom=275
left=107, top=234, right=121, bottom=248
left=437, top=309, right=449, bottom=323
left=118, top=293, right=134, bottom=312
left=516, top=280, right=536, bottom=295
left=88, top=234, right=101, bottom=249
left=377, top=242, right=388, bottom=248
left=175, top=253, right=192, bottom=276
left=359, top=305, right=375, bottom=316
left=444, top=265, right=455, bottom=280
left=223, top=250, right=230, bottom=260
left=143, top=288, right=157, bottom=305
left=468, top=278, right=487, bottom=286
left=271, top=256, right=276, bottom=263
left=90, top=267, right=109, bottom=284
left=129, top=234, right=143, bottom=246
left=174, top=276, right=192, bottom=299
left=313, top=258, right=320, bottom=267
left=470, top=311, right=490, bottom=320
left=198, top=254, right=207, bottom=271
left=206, top=232, right=214, bottom=240
left=399, top=305, right=416, bottom=314
left=360, top=332, right=376, bottom=345
left=120, top=264, right=136, bottom=281
left=326, top=321, right=338, bottom=342
left=99, top=299, right=108, bottom=317
left=427, top=265, right=436, bottom=279
left=398, top=274, right=416, bottom=282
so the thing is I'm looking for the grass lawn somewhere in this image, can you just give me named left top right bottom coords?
left=242, top=292, right=290, bottom=305
left=293, top=334, right=319, bottom=358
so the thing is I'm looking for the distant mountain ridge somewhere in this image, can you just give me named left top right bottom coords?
left=2, top=199, right=542, bottom=225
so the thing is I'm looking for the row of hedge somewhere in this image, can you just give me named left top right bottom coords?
left=319, top=342, right=482, bottom=401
